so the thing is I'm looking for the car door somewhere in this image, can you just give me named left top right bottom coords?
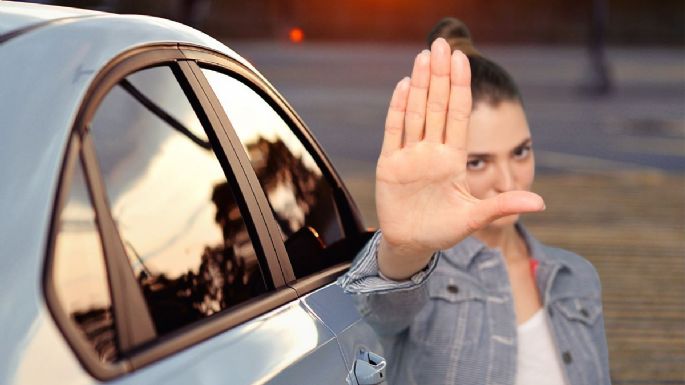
left=45, top=47, right=350, bottom=385
left=185, top=48, right=387, bottom=384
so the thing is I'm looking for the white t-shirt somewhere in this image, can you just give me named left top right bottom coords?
left=514, top=309, right=569, bottom=385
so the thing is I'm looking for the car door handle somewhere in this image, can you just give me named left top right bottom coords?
left=346, top=350, right=387, bottom=385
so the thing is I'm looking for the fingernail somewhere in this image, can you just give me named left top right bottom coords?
left=452, top=51, right=462, bottom=69
left=418, top=50, right=430, bottom=64
left=432, top=38, right=445, bottom=53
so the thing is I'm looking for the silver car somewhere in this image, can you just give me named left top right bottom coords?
left=0, top=2, right=385, bottom=384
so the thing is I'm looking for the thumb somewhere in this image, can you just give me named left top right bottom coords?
left=466, top=191, right=545, bottom=231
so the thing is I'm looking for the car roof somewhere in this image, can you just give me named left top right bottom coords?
left=0, top=3, right=264, bottom=364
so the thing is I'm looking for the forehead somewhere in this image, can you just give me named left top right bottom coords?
left=466, top=101, right=531, bottom=153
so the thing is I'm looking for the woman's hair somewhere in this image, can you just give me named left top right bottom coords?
left=427, top=17, right=521, bottom=107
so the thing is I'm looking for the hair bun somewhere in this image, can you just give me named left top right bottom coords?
left=446, top=37, right=480, bottom=57
left=427, top=17, right=481, bottom=57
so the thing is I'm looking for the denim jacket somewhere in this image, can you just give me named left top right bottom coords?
left=338, top=226, right=611, bottom=385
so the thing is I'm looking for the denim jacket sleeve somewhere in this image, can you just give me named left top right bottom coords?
left=578, top=263, right=612, bottom=385
left=595, top=308, right=612, bottom=384
left=590, top=264, right=612, bottom=384
left=337, top=231, right=440, bottom=336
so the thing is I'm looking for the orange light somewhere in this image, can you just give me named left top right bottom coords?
left=289, top=27, right=304, bottom=43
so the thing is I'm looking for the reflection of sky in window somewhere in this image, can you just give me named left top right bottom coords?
left=91, top=66, right=207, bottom=201
left=201, top=69, right=321, bottom=176
left=109, top=133, right=225, bottom=278
left=91, top=66, right=230, bottom=278
left=54, top=161, right=111, bottom=315
left=127, top=67, right=208, bottom=142
left=91, top=84, right=167, bottom=201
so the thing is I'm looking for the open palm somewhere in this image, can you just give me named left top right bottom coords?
left=376, top=39, right=544, bottom=279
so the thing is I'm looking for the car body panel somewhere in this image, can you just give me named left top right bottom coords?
left=302, top=283, right=385, bottom=373
left=11, top=309, right=92, bottom=385
left=12, top=301, right=350, bottom=385
left=112, top=300, right=347, bottom=385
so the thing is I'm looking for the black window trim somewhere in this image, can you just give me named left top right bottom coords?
left=173, top=60, right=285, bottom=288
left=80, top=130, right=158, bottom=351
left=43, top=132, right=132, bottom=379
left=182, top=47, right=364, bottom=238
left=43, top=44, right=302, bottom=381
left=179, top=45, right=368, bottom=290
left=178, top=59, right=297, bottom=284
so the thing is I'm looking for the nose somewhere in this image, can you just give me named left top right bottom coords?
left=494, top=162, right=515, bottom=192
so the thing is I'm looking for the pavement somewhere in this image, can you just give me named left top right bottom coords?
left=228, top=41, right=685, bottom=384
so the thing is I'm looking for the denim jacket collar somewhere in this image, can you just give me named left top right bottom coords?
left=440, top=234, right=486, bottom=269
left=517, top=224, right=572, bottom=270
left=440, top=223, right=572, bottom=272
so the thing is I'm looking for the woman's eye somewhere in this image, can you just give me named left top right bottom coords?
left=467, top=159, right=485, bottom=170
left=513, top=145, right=531, bottom=159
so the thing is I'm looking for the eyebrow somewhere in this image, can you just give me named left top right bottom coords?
left=468, top=138, right=532, bottom=158
left=512, top=138, right=532, bottom=150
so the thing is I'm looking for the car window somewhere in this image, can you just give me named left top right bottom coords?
left=88, top=65, right=268, bottom=338
left=53, top=158, right=118, bottom=363
left=201, top=69, right=346, bottom=278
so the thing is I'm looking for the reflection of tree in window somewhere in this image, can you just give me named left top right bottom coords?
left=199, top=69, right=344, bottom=252
left=136, top=182, right=266, bottom=335
left=247, top=137, right=339, bottom=245
left=72, top=307, right=116, bottom=362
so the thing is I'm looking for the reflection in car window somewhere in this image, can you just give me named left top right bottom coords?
left=202, top=69, right=345, bottom=278
left=54, top=158, right=118, bottom=363
left=89, top=66, right=268, bottom=337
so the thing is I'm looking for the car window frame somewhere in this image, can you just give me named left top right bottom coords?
left=179, top=46, right=373, bottom=295
left=43, top=132, right=132, bottom=379
left=43, top=45, right=299, bottom=381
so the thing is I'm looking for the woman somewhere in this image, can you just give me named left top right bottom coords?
left=339, top=18, right=610, bottom=385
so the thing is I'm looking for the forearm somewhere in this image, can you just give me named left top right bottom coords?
left=338, top=231, right=439, bottom=335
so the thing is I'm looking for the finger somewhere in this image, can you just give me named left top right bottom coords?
left=445, top=50, right=472, bottom=150
left=381, top=77, right=411, bottom=156
left=404, top=50, right=431, bottom=145
left=424, top=38, right=452, bottom=143
left=466, top=191, right=545, bottom=232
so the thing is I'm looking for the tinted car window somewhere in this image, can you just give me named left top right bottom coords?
left=89, top=66, right=268, bottom=337
left=53, top=158, right=118, bottom=363
left=202, top=69, right=345, bottom=277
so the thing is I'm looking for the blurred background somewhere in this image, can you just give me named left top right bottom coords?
left=26, top=0, right=685, bottom=383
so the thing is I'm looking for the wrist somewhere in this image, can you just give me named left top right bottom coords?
left=378, top=236, right=435, bottom=280
left=380, top=237, right=433, bottom=260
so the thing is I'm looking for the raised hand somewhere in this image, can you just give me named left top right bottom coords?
left=376, top=38, right=545, bottom=280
